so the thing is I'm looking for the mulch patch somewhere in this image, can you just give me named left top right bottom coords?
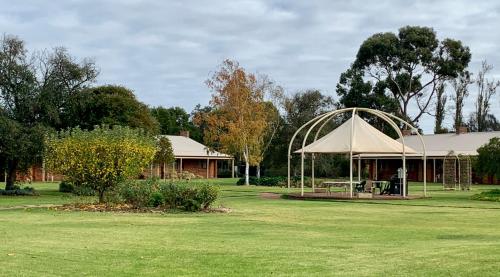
left=51, top=203, right=231, bottom=213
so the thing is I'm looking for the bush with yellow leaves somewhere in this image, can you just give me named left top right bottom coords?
left=45, top=125, right=156, bottom=202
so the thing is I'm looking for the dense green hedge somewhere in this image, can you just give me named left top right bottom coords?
left=0, top=185, right=38, bottom=196
left=59, top=181, right=95, bottom=196
left=236, top=176, right=311, bottom=187
left=108, top=178, right=219, bottom=211
left=471, top=189, right=500, bottom=202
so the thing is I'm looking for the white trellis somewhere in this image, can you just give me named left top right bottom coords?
left=287, top=107, right=427, bottom=198
left=443, top=151, right=472, bottom=190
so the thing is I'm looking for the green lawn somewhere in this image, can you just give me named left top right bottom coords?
left=1, top=180, right=500, bottom=276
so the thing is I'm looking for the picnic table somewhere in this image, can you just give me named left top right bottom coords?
left=318, top=181, right=361, bottom=194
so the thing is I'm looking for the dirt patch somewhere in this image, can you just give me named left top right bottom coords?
left=260, top=192, right=282, bottom=199
left=0, top=204, right=62, bottom=211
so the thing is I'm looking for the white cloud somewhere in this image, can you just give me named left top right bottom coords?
left=1, top=0, right=499, bottom=133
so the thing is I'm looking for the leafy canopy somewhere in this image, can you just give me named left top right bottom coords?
left=0, top=34, right=98, bottom=189
left=64, top=85, right=159, bottom=134
left=351, top=26, right=471, bottom=125
left=204, top=59, right=268, bottom=166
left=476, top=137, right=500, bottom=179
left=44, top=126, right=156, bottom=202
left=154, top=136, right=175, bottom=165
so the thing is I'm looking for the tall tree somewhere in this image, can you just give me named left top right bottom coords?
left=0, top=35, right=97, bottom=190
left=471, top=61, right=500, bottom=132
left=475, top=137, right=500, bottom=179
left=64, top=85, right=159, bottom=134
left=191, top=104, right=213, bottom=143
left=336, top=67, right=399, bottom=132
left=251, top=75, right=284, bottom=178
left=204, top=59, right=267, bottom=185
left=434, top=81, right=448, bottom=133
left=151, top=106, right=202, bottom=141
left=352, top=26, right=471, bottom=126
left=264, top=90, right=336, bottom=176
left=451, top=71, right=473, bottom=132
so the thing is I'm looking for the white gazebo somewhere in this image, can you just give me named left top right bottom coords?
left=287, top=108, right=427, bottom=198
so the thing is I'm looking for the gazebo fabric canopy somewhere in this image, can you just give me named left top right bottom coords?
left=295, top=114, right=417, bottom=154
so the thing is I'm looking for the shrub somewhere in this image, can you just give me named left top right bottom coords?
left=471, top=189, right=500, bottom=202
left=114, top=179, right=219, bottom=211
left=73, top=185, right=96, bottom=196
left=160, top=182, right=219, bottom=211
left=0, top=186, right=38, bottom=196
left=149, top=191, right=165, bottom=207
left=236, top=176, right=291, bottom=187
left=45, top=125, right=156, bottom=202
left=217, top=170, right=233, bottom=178
left=259, top=176, right=286, bottom=186
left=197, top=184, right=219, bottom=209
left=119, top=178, right=159, bottom=208
left=59, top=181, right=74, bottom=193
left=237, top=176, right=259, bottom=186
left=476, top=138, right=500, bottom=179
left=160, top=183, right=182, bottom=208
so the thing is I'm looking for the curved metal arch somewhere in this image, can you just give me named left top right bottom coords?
left=298, top=108, right=354, bottom=195
left=287, top=108, right=353, bottom=190
left=287, top=107, right=428, bottom=198
left=304, top=109, right=406, bottom=197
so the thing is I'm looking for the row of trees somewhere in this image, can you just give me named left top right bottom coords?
left=195, top=26, right=499, bottom=182
left=0, top=34, right=167, bottom=190
left=2, top=26, right=499, bottom=188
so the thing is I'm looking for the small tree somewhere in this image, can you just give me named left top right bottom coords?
left=204, top=59, right=268, bottom=185
left=154, top=136, right=175, bottom=179
left=451, top=71, right=473, bottom=132
left=476, top=137, right=500, bottom=179
left=45, top=126, right=156, bottom=202
left=472, top=61, right=499, bottom=132
left=434, top=81, right=448, bottom=134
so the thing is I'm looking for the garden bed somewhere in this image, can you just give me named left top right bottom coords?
left=51, top=203, right=231, bottom=213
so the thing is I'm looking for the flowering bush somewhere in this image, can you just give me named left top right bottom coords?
left=45, top=126, right=156, bottom=202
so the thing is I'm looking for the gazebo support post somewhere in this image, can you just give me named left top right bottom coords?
left=433, top=158, right=436, bottom=183
left=300, top=153, right=305, bottom=196
left=357, top=157, right=361, bottom=182
left=349, top=109, right=356, bottom=198
left=311, top=154, right=315, bottom=192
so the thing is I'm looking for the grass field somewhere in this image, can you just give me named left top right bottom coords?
left=1, top=180, right=500, bottom=276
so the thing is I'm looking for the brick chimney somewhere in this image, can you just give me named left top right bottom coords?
left=456, top=126, right=468, bottom=135
left=179, top=130, right=190, bottom=138
left=402, top=129, right=413, bottom=136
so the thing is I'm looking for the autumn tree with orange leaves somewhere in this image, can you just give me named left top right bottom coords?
left=204, top=59, right=270, bottom=185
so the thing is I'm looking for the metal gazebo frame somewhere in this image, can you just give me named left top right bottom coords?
left=287, top=107, right=427, bottom=198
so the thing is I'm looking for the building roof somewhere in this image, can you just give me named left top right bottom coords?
left=163, top=135, right=232, bottom=159
left=295, top=114, right=417, bottom=154
left=359, top=131, right=500, bottom=158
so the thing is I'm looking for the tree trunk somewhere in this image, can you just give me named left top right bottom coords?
left=245, top=161, right=250, bottom=185
left=256, top=164, right=261, bottom=179
left=98, top=190, right=105, bottom=203
left=5, top=159, right=18, bottom=190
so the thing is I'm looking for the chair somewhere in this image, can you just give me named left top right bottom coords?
left=355, top=180, right=366, bottom=192
left=364, top=180, right=373, bottom=193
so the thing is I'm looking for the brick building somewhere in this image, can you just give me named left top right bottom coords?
left=1, top=131, right=233, bottom=182
left=357, top=130, right=500, bottom=184
left=143, top=132, right=234, bottom=179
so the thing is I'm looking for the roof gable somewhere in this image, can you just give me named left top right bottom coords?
left=162, top=135, right=231, bottom=158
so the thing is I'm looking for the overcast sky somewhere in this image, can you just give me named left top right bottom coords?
left=1, top=0, right=499, bottom=134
